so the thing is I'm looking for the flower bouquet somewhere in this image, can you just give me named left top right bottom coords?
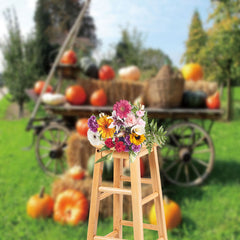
left=87, top=100, right=166, bottom=163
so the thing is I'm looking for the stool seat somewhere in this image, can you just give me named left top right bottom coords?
left=87, top=145, right=168, bottom=240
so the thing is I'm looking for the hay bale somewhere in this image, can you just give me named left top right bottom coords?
left=66, top=132, right=95, bottom=169
left=77, top=78, right=146, bottom=105
left=184, top=80, right=218, bottom=96
left=52, top=175, right=153, bottom=219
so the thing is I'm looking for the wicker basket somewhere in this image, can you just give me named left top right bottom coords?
left=77, top=78, right=146, bottom=105
left=145, top=65, right=184, bottom=108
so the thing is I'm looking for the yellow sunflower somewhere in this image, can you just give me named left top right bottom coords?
left=130, top=133, right=146, bottom=145
left=97, top=115, right=115, bottom=139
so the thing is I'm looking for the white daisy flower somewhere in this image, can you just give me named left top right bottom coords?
left=131, top=125, right=145, bottom=135
left=87, top=130, right=104, bottom=147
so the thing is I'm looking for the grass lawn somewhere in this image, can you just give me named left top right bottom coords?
left=0, top=88, right=240, bottom=240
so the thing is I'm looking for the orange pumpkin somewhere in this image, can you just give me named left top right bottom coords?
left=60, top=50, right=77, bottom=65
left=34, top=81, right=53, bottom=95
left=90, top=88, right=107, bottom=106
left=65, top=85, right=87, bottom=105
left=27, top=187, right=54, bottom=218
left=206, top=91, right=220, bottom=109
left=54, top=189, right=88, bottom=225
left=76, top=118, right=89, bottom=136
left=181, top=63, right=203, bottom=81
left=149, top=196, right=182, bottom=230
left=68, top=166, right=85, bottom=180
left=118, top=65, right=141, bottom=81
left=99, top=65, right=115, bottom=81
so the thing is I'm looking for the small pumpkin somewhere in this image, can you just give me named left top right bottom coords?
left=34, top=81, right=53, bottom=95
left=90, top=88, right=107, bottom=106
left=149, top=196, right=182, bottom=230
left=181, top=63, right=203, bottom=81
left=41, top=93, right=66, bottom=106
left=27, top=187, right=54, bottom=218
left=54, top=189, right=88, bottom=225
left=80, top=57, right=99, bottom=79
left=206, top=91, right=220, bottom=109
left=99, top=65, right=115, bottom=81
left=65, top=85, right=87, bottom=105
left=88, top=154, right=113, bottom=181
left=76, top=118, right=89, bottom=137
left=118, top=65, right=141, bottom=81
left=68, top=166, right=85, bottom=180
left=182, top=90, right=207, bottom=108
left=60, top=50, right=77, bottom=65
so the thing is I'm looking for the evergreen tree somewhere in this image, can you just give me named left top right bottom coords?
left=182, top=10, right=207, bottom=63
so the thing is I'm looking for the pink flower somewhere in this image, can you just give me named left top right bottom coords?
left=105, top=138, right=115, bottom=148
left=136, top=110, right=145, bottom=117
left=137, top=118, right=146, bottom=127
left=125, top=113, right=137, bottom=127
left=113, top=100, right=131, bottom=119
left=115, top=141, right=125, bottom=152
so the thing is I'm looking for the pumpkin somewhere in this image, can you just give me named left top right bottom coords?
left=27, top=187, right=54, bottom=218
left=60, top=50, right=77, bottom=65
left=34, top=81, right=53, bottom=95
left=68, top=166, right=85, bottom=180
left=65, top=85, right=87, bottom=105
left=54, top=189, right=88, bottom=225
left=206, top=91, right=220, bottom=109
left=181, top=63, right=203, bottom=81
left=182, top=90, right=207, bottom=108
left=76, top=118, right=89, bottom=137
left=80, top=57, right=99, bottom=79
left=90, top=88, right=107, bottom=106
left=149, top=196, right=182, bottom=230
left=118, top=65, right=141, bottom=81
left=41, top=93, right=66, bottom=106
left=99, top=65, right=115, bottom=81
left=88, top=154, right=113, bottom=181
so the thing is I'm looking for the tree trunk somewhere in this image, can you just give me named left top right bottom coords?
left=18, top=101, right=24, bottom=118
left=219, top=82, right=224, bottom=97
left=226, top=78, right=233, bottom=121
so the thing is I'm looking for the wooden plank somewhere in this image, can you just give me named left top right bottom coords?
left=113, top=158, right=123, bottom=238
left=99, top=187, right=132, bottom=196
left=121, top=220, right=159, bottom=231
left=105, top=230, right=118, bottom=237
left=149, top=146, right=168, bottom=240
left=87, top=150, right=104, bottom=240
left=142, top=192, right=159, bottom=206
left=94, top=236, right=126, bottom=240
left=130, top=157, right=144, bottom=240
left=120, top=175, right=152, bottom=184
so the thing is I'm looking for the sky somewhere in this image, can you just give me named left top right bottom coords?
left=0, top=0, right=213, bottom=71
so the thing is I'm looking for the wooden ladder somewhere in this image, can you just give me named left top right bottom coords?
left=87, top=145, right=168, bottom=240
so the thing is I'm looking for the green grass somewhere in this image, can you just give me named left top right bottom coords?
left=0, top=88, right=240, bottom=240
left=0, top=94, right=11, bottom=119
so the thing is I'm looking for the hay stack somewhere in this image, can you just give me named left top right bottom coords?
left=66, top=133, right=95, bottom=169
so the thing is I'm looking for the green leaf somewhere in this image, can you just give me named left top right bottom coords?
left=129, top=151, right=138, bottom=163
left=98, top=146, right=110, bottom=152
left=95, top=152, right=113, bottom=164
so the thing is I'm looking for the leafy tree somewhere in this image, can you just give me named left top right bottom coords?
left=199, top=0, right=240, bottom=120
left=34, top=0, right=98, bottom=75
left=182, top=10, right=207, bottom=63
left=1, top=9, right=39, bottom=117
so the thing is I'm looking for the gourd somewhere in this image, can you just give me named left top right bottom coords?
left=181, top=63, right=203, bottom=81
left=76, top=118, right=89, bottom=137
left=88, top=154, right=113, bottom=181
left=182, top=90, right=207, bottom=108
left=80, top=57, right=99, bottom=79
left=90, top=88, right=107, bottom=106
left=41, top=93, right=66, bottom=106
left=118, top=65, right=141, bottom=81
left=149, top=196, right=182, bottom=230
left=27, top=187, right=54, bottom=218
left=206, top=91, right=220, bottom=109
left=54, top=189, right=88, bottom=225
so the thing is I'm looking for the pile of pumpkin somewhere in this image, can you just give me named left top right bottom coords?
left=33, top=49, right=141, bottom=107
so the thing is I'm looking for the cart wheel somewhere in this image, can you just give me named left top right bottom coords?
left=160, top=122, right=214, bottom=187
left=35, top=123, right=70, bottom=175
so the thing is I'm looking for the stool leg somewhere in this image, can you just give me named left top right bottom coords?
left=113, top=158, right=123, bottom=238
left=149, top=146, right=168, bottom=240
left=130, top=156, right=144, bottom=240
left=87, top=150, right=104, bottom=240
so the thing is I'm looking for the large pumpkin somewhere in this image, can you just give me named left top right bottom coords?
left=34, top=81, right=53, bottom=95
left=54, top=189, right=88, bottom=225
left=88, top=154, right=113, bottom=181
left=65, top=85, right=87, bottom=105
left=27, top=187, right=54, bottom=218
left=149, top=196, right=182, bottom=230
left=181, top=63, right=203, bottom=81
left=90, top=88, right=107, bottom=106
left=76, top=118, right=89, bottom=137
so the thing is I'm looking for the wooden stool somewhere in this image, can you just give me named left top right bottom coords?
left=87, top=145, right=168, bottom=240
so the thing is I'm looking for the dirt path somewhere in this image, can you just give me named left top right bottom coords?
left=0, top=87, right=8, bottom=100
left=5, top=102, right=30, bottom=120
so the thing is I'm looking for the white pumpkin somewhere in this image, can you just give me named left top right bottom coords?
left=118, top=65, right=140, bottom=81
left=42, top=93, right=66, bottom=106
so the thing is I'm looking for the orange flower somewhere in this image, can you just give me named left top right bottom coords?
left=97, top=116, right=115, bottom=139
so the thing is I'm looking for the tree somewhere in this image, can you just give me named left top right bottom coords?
left=182, top=10, right=207, bottom=63
left=199, top=0, right=240, bottom=120
left=34, top=0, right=98, bottom=75
left=1, top=9, right=39, bottom=117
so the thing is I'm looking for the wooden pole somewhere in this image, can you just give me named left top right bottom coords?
left=26, top=0, right=91, bottom=130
